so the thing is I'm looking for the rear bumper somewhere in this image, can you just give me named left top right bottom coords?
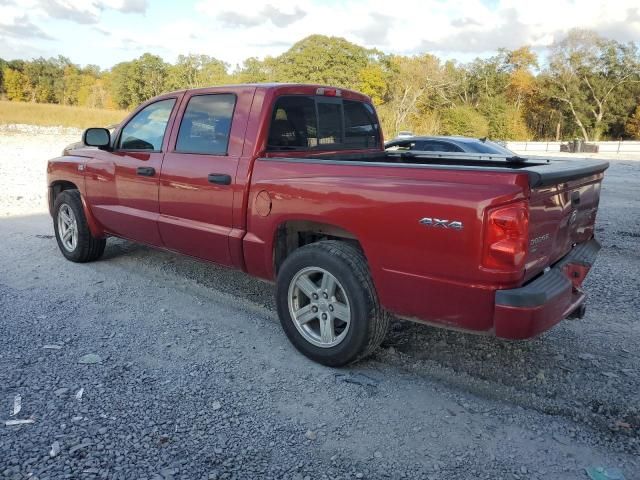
left=494, top=239, right=601, bottom=339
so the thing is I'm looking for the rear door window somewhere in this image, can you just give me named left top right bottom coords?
left=176, top=94, right=236, bottom=155
left=267, top=95, right=379, bottom=151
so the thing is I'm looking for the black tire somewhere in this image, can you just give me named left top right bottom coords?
left=53, top=189, right=106, bottom=263
left=276, top=240, right=389, bottom=367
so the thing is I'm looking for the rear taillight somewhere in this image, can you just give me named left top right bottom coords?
left=482, top=202, right=529, bottom=271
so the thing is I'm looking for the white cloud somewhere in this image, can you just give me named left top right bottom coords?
left=190, top=0, right=640, bottom=64
left=32, top=0, right=147, bottom=25
left=0, top=4, right=53, bottom=39
left=216, top=5, right=306, bottom=28
left=103, top=0, right=147, bottom=13
left=1, top=0, right=639, bottom=67
left=36, top=0, right=100, bottom=24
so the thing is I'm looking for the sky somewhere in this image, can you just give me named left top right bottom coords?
left=1, top=0, right=639, bottom=70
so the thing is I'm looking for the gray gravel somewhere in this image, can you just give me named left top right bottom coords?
left=0, top=133, right=639, bottom=479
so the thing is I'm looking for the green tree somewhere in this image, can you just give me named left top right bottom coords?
left=166, top=54, right=229, bottom=89
left=77, top=75, right=106, bottom=108
left=109, top=61, right=135, bottom=109
left=504, top=46, right=538, bottom=111
left=625, top=105, right=640, bottom=139
left=1, top=31, right=639, bottom=142
left=134, top=53, right=169, bottom=100
left=384, top=54, right=454, bottom=135
left=272, top=35, right=380, bottom=89
left=546, top=29, right=640, bottom=141
left=461, top=55, right=509, bottom=107
left=0, top=58, right=7, bottom=94
left=23, top=58, right=58, bottom=103
left=480, top=96, right=530, bottom=140
left=440, top=105, right=489, bottom=137
left=83, top=64, right=101, bottom=77
left=109, top=54, right=169, bottom=108
left=58, top=64, right=82, bottom=105
left=358, top=63, right=388, bottom=105
left=236, top=57, right=276, bottom=83
left=3, top=67, right=30, bottom=101
left=521, top=83, right=565, bottom=140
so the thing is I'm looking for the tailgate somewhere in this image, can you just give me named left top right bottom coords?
left=523, top=159, right=608, bottom=281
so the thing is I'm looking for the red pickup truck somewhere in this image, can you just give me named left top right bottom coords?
left=47, top=83, right=608, bottom=366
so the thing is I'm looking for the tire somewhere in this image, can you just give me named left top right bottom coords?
left=53, top=189, right=106, bottom=263
left=276, top=240, right=389, bottom=367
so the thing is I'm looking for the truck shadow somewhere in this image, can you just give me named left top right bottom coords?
left=104, top=236, right=278, bottom=310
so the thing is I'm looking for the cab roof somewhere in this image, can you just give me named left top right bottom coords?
left=163, top=83, right=371, bottom=103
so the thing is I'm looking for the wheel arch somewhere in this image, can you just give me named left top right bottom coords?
left=273, top=220, right=364, bottom=276
left=49, top=180, right=103, bottom=238
left=48, top=180, right=79, bottom=216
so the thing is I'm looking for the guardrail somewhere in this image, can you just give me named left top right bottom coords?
left=506, top=141, right=640, bottom=154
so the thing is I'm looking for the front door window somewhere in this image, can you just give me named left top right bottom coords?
left=118, top=99, right=176, bottom=151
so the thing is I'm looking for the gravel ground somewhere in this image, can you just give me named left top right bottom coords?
left=0, top=125, right=80, bottom=217
left=0, top=126, right=639, bottom=479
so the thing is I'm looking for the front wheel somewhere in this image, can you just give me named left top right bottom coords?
left=53, top=190, right=106, bottom=263
left=276, top=241, right=389, bottom=367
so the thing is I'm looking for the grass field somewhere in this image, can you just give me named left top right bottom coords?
left=0, top=100, right=128, bottom=129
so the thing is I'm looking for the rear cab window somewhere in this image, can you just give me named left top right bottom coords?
left=267, top=95, right=380, bottom=151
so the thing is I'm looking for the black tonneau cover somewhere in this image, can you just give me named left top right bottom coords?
left=519, top=157, right=609, bottom=187
left=265, top=151, right=609, bottom=188
left=382, top=150, right=610, bottom=187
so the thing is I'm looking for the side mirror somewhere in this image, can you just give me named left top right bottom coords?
left=82, top=128, right=111, bottom=149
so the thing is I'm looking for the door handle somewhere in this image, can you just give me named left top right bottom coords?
left=208, top=173, right=232, bottom=185
left=137, top=166, right=156, bottom=177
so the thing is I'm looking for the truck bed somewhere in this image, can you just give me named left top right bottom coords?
left=250, top=150, right=607, bottom=330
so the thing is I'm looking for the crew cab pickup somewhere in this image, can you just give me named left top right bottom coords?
left=47, top=84, right=608, bottom=366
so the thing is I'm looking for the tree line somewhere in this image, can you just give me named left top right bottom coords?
left=1, top=30, right=639, bottom=141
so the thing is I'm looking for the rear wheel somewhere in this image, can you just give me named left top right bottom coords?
left=276, top=241, right=389, bottom=367
left=53, top=190, right=106, bottom=263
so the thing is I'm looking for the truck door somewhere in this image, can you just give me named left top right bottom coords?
left=84, top=96, right=180, bottom=246
left=158, top=90, right=249, bottom=266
